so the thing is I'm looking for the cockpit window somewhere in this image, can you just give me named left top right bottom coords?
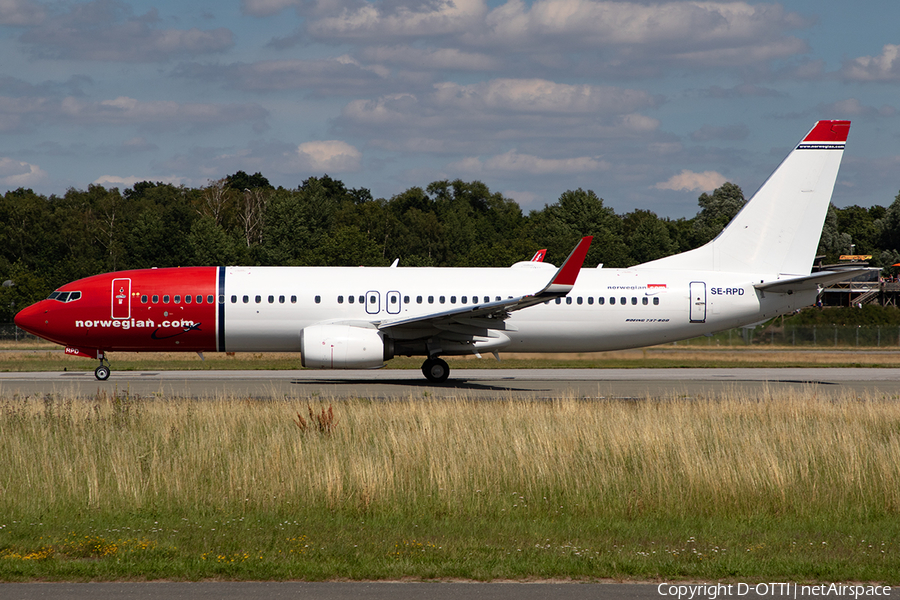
left=48, top=290, right=81, bottom=302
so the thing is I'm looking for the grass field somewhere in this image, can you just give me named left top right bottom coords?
left=1, top=388, right=899, bottom=582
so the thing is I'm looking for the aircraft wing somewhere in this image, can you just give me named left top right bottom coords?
left=754, top=269, right=871, bottom=294
left=376, top=237, right=592, bottom=335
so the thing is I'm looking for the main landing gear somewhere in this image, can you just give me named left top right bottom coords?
left=421, top=357, right=450, bottom=383
left=94, top=354, right=111, bottom=381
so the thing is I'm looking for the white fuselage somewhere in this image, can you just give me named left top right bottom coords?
left=220, top=263, right=812, bottom=353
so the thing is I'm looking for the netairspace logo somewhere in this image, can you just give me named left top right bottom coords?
left=657, top=582, right=891, bottom=599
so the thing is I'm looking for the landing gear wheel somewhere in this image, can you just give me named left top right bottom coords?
left=94, top=365, right=110, bottom=381
left=422, top=357, right=450, bottom=383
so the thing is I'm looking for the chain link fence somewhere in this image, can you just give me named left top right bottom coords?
left=0, top=324, right=39, bottom=341
left=674, top=325, right=900, bottom=347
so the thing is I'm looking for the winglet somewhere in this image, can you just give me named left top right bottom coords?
left=530, top=249, right=547, bottom=262
left=541, top=236, right=592, bottom=294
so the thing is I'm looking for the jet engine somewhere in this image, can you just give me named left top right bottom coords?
left=300, top=324, right=392, bottom=369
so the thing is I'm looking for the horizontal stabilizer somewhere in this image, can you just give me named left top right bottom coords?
left=754, top=270, right=870, bottom=294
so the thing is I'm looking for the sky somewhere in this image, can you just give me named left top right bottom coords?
left=1, top=0, right=900, bottom=218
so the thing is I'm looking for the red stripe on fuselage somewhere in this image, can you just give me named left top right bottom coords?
left=17, top=267, right=219, bottom=352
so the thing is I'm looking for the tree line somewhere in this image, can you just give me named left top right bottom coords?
left=2, top=171, right=899, bottom=322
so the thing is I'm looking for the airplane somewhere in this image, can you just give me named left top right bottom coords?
left=15, top=120, right=854, bottom=383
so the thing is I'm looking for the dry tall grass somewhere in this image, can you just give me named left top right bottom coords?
left=2, top=389, right=899, bottom=520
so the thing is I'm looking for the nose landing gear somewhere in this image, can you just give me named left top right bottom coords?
left=421, top=357, right=450, bottom=383
left=94, top=353, right=111, bottom=381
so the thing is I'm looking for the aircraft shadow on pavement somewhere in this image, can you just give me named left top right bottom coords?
left=291, top=378, right=550, bottom=393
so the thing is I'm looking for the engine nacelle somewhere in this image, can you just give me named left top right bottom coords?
left=300, top=324, right=390, bottom=369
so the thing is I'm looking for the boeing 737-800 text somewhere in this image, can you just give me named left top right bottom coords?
left=15, top=120, right=853, bottom=382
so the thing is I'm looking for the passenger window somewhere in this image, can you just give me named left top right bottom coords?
left=315, top=296, right=321, bottom=304
left=598, top=297, right=604, bottom=305
left=141, top=295, right=148, bottom=303
left=152, top=295, right=159, bottom=303
left=279, top=295, right=285, bottom=304
left=588, top=297, right=594, bottom=305
left=566, top=297, right=572, bottom=305
left=577, top=297, right=583, bottom=305
left=185, top=295, right=192, bottom=304
left=391, top=296, right=397, bottom=304
left=243, top=295, right=249, bottom=303
left=255, top=295, right=261, bottom=303
left=642, top=297, right=648, bottom=305
left=495, top=296, right=501, bottom=302
left=555, top=298, right=561, bottom=305
left=338, top=296, right=344, bottom=304
left=370, top=295, right=376, bottom=304
left=653, top=297, right=660, bottom=305
left=163, top=295, right=170, bottom=304
left=620, top=297, right=626, bottom=305
left=610, top=297, right=615, bottom=305
left=439, top=296, right=445, bottom=304
left=291, top=296, right=297, bottom=303
left=268, top=295, right=274, bottom=303
left=218, top=295, right=225, bottom=304
left=450, top=296, right=456, bottom=304
left=404, top=296, right=409, bottom=303
left=348, top=295, right=354, bottom=304
left=417, top=296, right=423, bottom=304
left=631, top=297, right=637, bottom=305
left=208, top=295, right=215, bottom=304
left=428, top=296, right=434, bottom=304
left=461, top=296, right=467, bottom=304
left=174, top=295, right=181, bottom=304
left=358, top=296, right=364, bottom=304
left=231, top=295, right=237, bottom=303
left=198, top=295, right=204, bottom=304
left=484, top=296, right=489, bottom=304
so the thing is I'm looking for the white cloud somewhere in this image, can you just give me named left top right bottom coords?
left=92, top=175, right=189, bottom=189
left=295, top=141, right=362, bottom=172
left=654, top=170, right=726, bottom=192
left=0, top=157, right=47, bottom=188
left=241, top=0, right=302, bottom=17
left=840, top=44, right=900, bottom=82
left=360, top=45, right=502, bottom=71
left=431, top=78, right=657, bottom=114
left=19, top=1, right=234, bottom=62
left=58, top=96, right=268, bottom=129
left=309, top=0, right=487, bottom=38
left=479, top=0, right=806, bottom=55
left=453, top=150, right=609, bottom=175
left=0, top=0, right=45, bottom=26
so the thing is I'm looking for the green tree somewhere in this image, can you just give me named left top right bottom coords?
left=692, top=182, right=746, bottom=245
left=530, top=189, right=628, bottom=268
left=621, top=209, right=676, bottom=265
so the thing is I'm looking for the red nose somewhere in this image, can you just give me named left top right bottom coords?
left=14, top=301, right=50, bottom=339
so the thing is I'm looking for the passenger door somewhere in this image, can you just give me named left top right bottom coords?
left=111, top=278, right=131, bottom=320
left=689, top=281, right=706, bottom=323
